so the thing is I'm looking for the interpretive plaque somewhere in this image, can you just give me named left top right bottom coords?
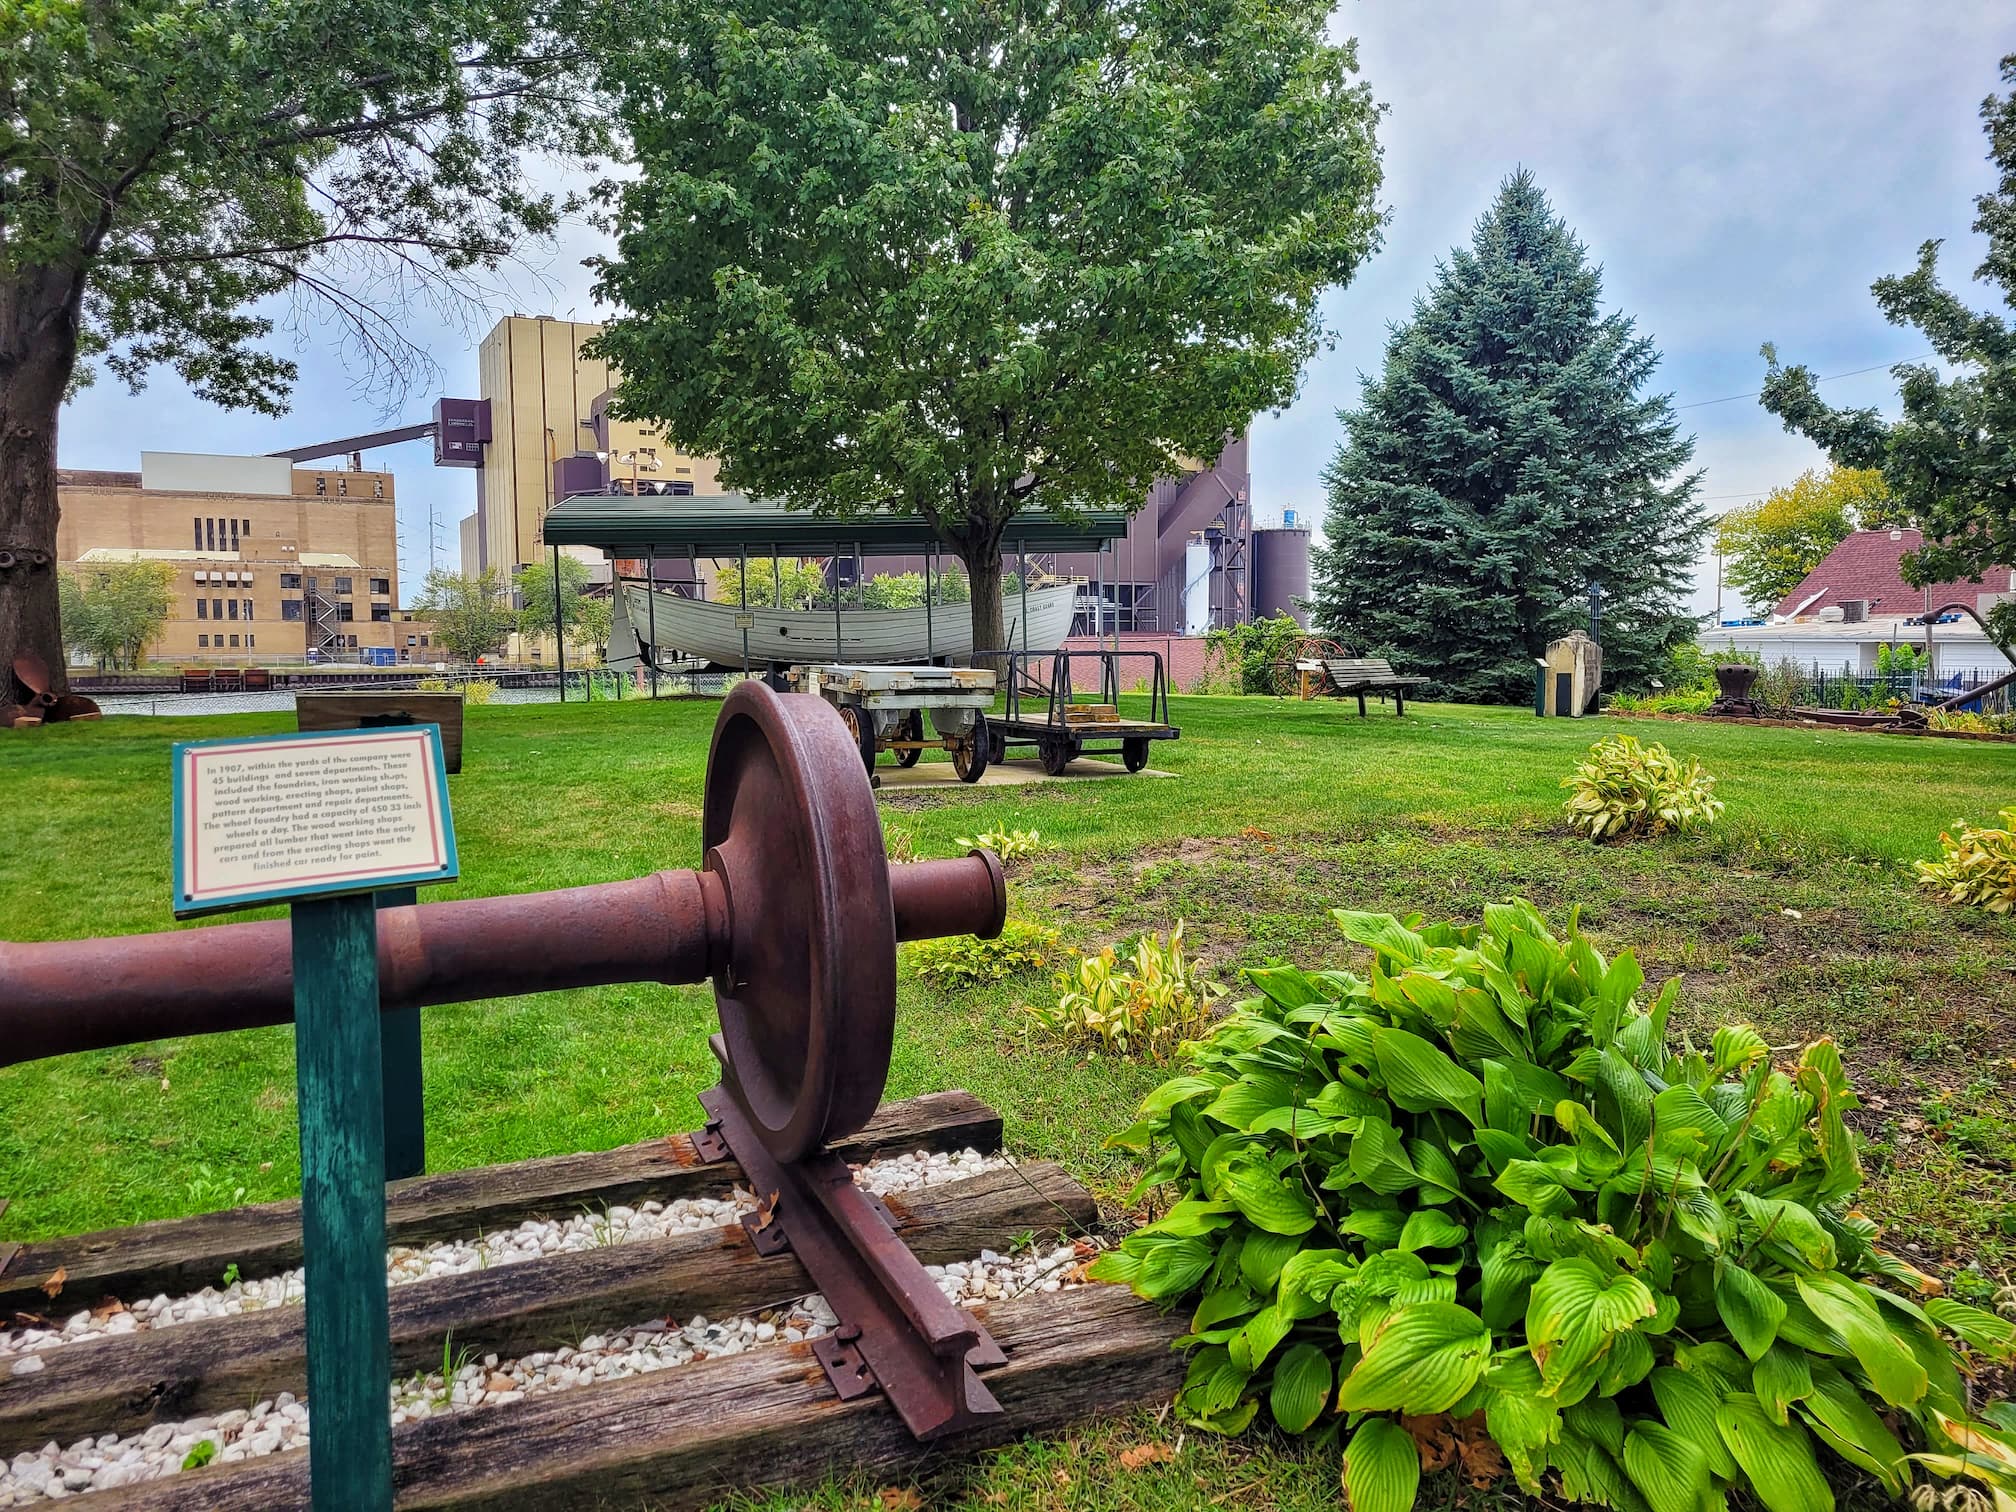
left=171, top=725, right=458, bottom=918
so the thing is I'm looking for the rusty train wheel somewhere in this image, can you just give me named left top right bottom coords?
left=896, top=710, right=924, bottom=768
left=703, top=681, right=897, bottom=1160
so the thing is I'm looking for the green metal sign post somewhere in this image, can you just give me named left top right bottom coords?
left=293, top=892, right=393, bottom=1511
left=171, top=725, right=458, bottom=1510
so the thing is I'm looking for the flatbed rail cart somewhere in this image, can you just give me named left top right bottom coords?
left=789, top=662, right=997, bottom=782
left=981, top=647, right=1180, bottom=775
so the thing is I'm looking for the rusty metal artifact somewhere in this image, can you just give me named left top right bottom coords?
left=0, top=681, right=1014, bottom=1437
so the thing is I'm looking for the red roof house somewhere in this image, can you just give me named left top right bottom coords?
left=1771, top=529, right=2016, bottom=619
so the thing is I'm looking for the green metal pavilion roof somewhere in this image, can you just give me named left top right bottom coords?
left=540, top=492, right=1131, bottom=554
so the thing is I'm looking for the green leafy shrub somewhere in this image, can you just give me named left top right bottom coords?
left=1606, top=690, right=1714, bottom=716
left=1928, top=709, right=2016, bottom=735
left=955, top=824, right=1045, bottom=863
left=906, top=920, right=1060, bottom=988
left=1756, top=657, right=1811, bottom=716
left=1563, top=735, right=1722, bottom=841
left=1028, top=922, right=1227, bottom=1057
left=1201, top=615, right=1306, bottom=695
left=1091, top=904, right=2016, bottom=1512
left=1915, top=810, right=2016, bottom=913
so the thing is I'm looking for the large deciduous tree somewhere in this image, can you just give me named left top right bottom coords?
left=1760, top=55, right=2016, bottom=617
left=1, top=0, right=605, bottom=695
left=1310, top=173, right=1705, bottom=702
left=1715, top=466, right=1892, bottom=613
left=414, top=566, right=514, bottom=662
left=58, top=560, right=176, bottom=670
left=587, top=0, right=1386, bottom=656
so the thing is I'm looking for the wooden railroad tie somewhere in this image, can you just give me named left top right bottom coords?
left=0, top=1095, right=1181, bottom=1509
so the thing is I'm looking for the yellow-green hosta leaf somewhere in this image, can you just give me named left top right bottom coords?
left=1370, top=1027, right=1484, bottom=1122
left=1799, top=1360, right=1909, bottom=1496
left=1268, top=1341, right=1333, bottom=1434
left=1623, top=1419, right=1714, bottom=1512
left=1753, top=1342, right=1816, bottom=1425
left=1794, top=1273, right=1927, bottom=1408
left=1926, top=1297, right=2016, bottom=1359
left=1221, top=1153, right=1318, bottom=1236
left=1526, top=1256, right=1659, bottom=1399
left=1397, top=1209, right=1468, bottom=1253
left=1715, top=1262, right=1786, bottom=1362
left=1343, top=1416, right=1421, bottom=1512
left=1485, top=1353, right=1561, bottom=1494
left=1334, top=1301, right=1493, bottom=1415
left=1649, top=1367, right=1737, bottom=1478
left=1715, top=1392, right=1835, bottom=1512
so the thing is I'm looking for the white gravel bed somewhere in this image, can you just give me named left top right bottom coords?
left=0, top=1147, right=1005, bottom=1369
left=0, top=1236, right=1092, bottom=1503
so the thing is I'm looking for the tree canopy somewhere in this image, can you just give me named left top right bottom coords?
left=515, top=554, right=610, bottom=653
left=587, top=0, right=1386, bottom=653
left=1, top=0, right=607, bottom=694
left=1760, top=54, right=2016, bottom=610
left=415, top=567, right=515, bottom=662
left=1310, top=173, right=1705, bottom=702
left=1715, top=466, right=1892, bottom=613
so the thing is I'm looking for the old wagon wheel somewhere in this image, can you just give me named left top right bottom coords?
left=1122, top=737, right=1151, bottom=773
left=1268, top=636, right=1351, bottom=698
left=835, top=702, right=878, bottom=775
left=895, top=710, right=924, bottom=767
left=952, top=713, right=991, bottom=784
left=1040, top=734, right=1080, bottom=776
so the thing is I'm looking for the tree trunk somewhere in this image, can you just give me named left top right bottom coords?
left=959, top=539, right=1007, bottom=676
left=0, top=272, right=86, bottom=702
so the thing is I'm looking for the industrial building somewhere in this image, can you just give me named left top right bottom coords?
left=55, top=453, right=432, bottom=664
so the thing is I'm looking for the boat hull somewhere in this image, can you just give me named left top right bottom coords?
left=615, top=581, right=1078, bottom=667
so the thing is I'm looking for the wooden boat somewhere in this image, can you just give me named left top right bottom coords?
left=610, top=581, right=1078, bottom=668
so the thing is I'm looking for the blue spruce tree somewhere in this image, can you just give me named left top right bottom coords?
left=1311, top=172, right=1705, bottom=702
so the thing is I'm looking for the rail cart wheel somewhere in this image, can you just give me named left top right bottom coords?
left=953, top=714, right=991, bottom=784
left=702, top=682, right=899, bottom=1160
left=1122, top=737, right=1151, bottom=773
left=836, top=702, right=878, bottom=775
left=1040, top=735, right=1079, bottom=776
left=989, top=727, right=1006, bottom=765
left=896, top=710, right=924, bottom=768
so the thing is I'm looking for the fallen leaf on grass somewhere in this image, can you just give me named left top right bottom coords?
left=1402, top=1413, right=1458, bottom=1472
left=39, top=1267, right=65, bottom=1299
left=1119, top=1444, right=1176, bottom=1471
left=876, top=1488, right=923, bottom=1510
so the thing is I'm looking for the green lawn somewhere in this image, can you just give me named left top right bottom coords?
left=3, top=694, right=2013, bottom=1509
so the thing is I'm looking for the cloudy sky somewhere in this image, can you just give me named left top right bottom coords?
left=58, top=1, right=2015, bottom=611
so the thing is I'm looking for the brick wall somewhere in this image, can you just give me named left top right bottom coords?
left=1057, top=633, right=1214, bottom=693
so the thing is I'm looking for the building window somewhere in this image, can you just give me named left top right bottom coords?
left=197, top=634, right=208, bottom=648
left=196, top=598, right=207, bottom=620
left=246, top=634, right=255, bottom=649
left=230, top=519, right=239, bottom=551
left=212, top=598, right=223, bottom=619
left=337, top=603, right=354, bottom=622
left=242, top=519, right=251, bottom=537
left=226, top=634, right=237, bottom=648
left=420, top=635, right=429, bottom=648
left=371, top=604, right=391, bottom=622
left=346, top=634, right=358, bottom=648
left=315, top=476, right=326, bottom=496
left=373, top=478, right=384, bottom=498
left=282, top=600, right=303, bottom=622
left=243, top=599, right=254, bottom=621
left=204, top=518, right=215, bottom=552
left=280, top=572, right=301, bottom=589
left=334, top=576, right=353, bottom=595
left=669, top=481, right=694, bottom=496
left=369, top=577, right=390, bottom=596
left=227, top=599, right=238, bottom=621
left=337, top=477, right=347, bottom=496
left=193, top=518, right=202, bottom=550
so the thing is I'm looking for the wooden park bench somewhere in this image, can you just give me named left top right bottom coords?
left=1313, top=656, right=1426, bottom=717
left=296, top=689, right=466, bottom=773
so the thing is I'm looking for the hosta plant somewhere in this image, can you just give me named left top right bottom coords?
left=1090, top=902, right=2016, bottom=1512
left=905, top=919, right=1059, bottom=988
left=954, top=824, right=1045, bottom=863
left=1563, top=735, right=1723, bottom=841
left=1028, top=922, right=1226, bottom=1058
left=1915, top=810, right=2016, bottom=914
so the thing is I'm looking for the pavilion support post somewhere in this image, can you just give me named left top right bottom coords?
left=856, top=540, right=865, bottom=610
left=835, top=544, right=845, bottom=659
left=739, top=545, right=751, bottom=677
left=1019, top=539, right=1029, bottom=657
left=552, top=543, right=566, bottom=703
left=646, top=550, right=659, bottom=699
left=925, top=546, right=935, bottom=662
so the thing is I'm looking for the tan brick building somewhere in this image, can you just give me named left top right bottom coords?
left=468, top=315, right=720, bottom=577
left=56, top=453, right=436, bottom=665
